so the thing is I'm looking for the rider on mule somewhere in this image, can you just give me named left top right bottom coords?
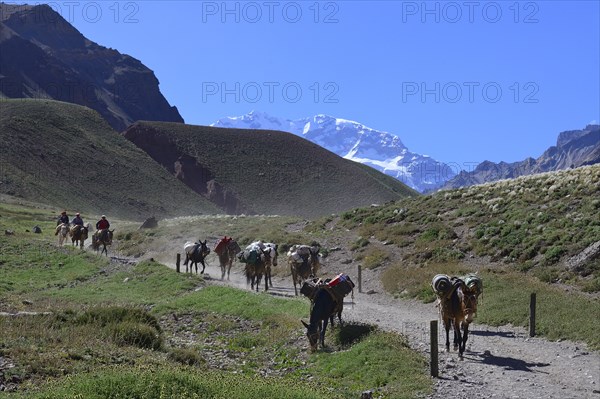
left=55, top=211, right=69, bottom=235
left=57, top=211, right=69, bottom=226
left=96, top=215, right=110, bottom=241
left=72, top=213, right=84, bottom=226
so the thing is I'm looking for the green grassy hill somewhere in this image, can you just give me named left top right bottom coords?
left=0, top=99, right=219, bottom=219
left=123, top=121, right=417, bottom=218
left=336, top=165, right=600, bottom=293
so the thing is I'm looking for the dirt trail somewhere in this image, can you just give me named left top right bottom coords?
left=162, top=253, right=599, bottom=399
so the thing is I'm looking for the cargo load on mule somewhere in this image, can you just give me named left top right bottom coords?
left=237, top=244, right=262, bottom=265
left=300, top=277, right=328, bottom=299
left=238, top=243, right=271, bottom=292
left=327, top=273, right=355, bottom=299
left=214, top=236, right=232, bottom=256
left=288, top=244, right=322, bottom=295
left=463, top=273, right=483, bottom=297
left=431, top=273, right=483, bottom=299
left=301, top=273, right=355, bottom=301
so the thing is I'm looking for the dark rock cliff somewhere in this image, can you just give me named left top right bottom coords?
left=0, top=3, right=183, bottom=131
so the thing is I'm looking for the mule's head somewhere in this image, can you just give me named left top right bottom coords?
left=309, top=247, right=321, bottom=274
left=301, top=320, right=319, bottom=351
left=460, top=286, right=478, bottom=322
left=261, top=248, right=272, bottom=263
left=199, top=240, right=210, bottom=258
left=106, top=229, right=115, bottom=244
left=271, top=245, right=279, bottom=266
left=228, top=240, right=241, bottom=255
left=309, top=246, right=320, bottom=262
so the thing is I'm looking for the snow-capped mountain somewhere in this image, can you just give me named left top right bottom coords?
left=211, top=111, right=456, bottom=192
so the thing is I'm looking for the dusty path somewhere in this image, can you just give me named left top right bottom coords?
left=162, top=253, right=600, bottom=399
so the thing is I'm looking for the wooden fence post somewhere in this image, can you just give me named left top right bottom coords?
left=357, top=265, right=362, bottom=293
left=529, top=293, right=536, bottom=337
left=430, top=320, right=439, bottom=378
left=176, top=253, right=181, bottom=273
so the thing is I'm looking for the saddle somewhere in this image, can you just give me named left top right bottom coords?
left=302, top=274, right=355, bottom=314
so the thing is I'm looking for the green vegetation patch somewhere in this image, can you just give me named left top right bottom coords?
left=155, top=285, right=307, bottom=322
left=310, top=332, right=431, bottom=398
left=44, top=260, right=202, bottom=307
left=476, top=271, right=600, bottom=349
left=16, top=367, right=330, bottom=399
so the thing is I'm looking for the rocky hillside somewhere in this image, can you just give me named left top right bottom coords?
left=123, top=121, right=417, bottom=217
left=339, top=164, right=600, bottom=292
left=441, top=125, right=600, bottom=190
left=0, top=3, right=183, bottom=131
left=0, top=99, right=218, bottom=219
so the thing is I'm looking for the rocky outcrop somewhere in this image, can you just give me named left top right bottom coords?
left=0, top=3, right=183, bottom=131
left=565, top=241, right=600, bottom=276
left=123, top=122, right=249, bottom=215
left=442, top=125, right=600, bottom=190
left=139, top=217, right=158, bottom=229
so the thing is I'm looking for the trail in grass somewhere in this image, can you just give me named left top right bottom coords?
left=162, top=247, right=599, bottom=399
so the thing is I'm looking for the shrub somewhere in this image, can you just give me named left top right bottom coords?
left=582, top=277, right=600, bottom=293
left=360, top=247, right=389, bottom=269
left=75, top=307, right=161, bottom=332
left=108, top=321, right=163, bottom=350
left=544, top=246, right=565, bottom=265
left=168, top=348, right=205, bottom=366
left=350, top=237, right=370, bottom=250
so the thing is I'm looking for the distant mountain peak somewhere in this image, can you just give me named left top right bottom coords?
left=212, top=111, right=454, bottom=192
left=441, top=125, right=600, bottom=190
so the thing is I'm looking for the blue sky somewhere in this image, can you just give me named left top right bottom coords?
left=10, top=1, right=600, bottom=167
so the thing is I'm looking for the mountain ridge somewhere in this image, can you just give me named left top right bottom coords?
left=212, top=111, right=456, bottom=193
left=440, top=124, right=600, bottom=190
left=123, top=120, right=417, bottom=218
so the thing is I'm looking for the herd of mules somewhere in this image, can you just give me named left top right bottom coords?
left=53, top=227, right=483, bottom=354
left=184, top=238, right=358, bottom=351
left=180, top=239, right=484, bottom=354
left=55, top=222, right=114, bottom=256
